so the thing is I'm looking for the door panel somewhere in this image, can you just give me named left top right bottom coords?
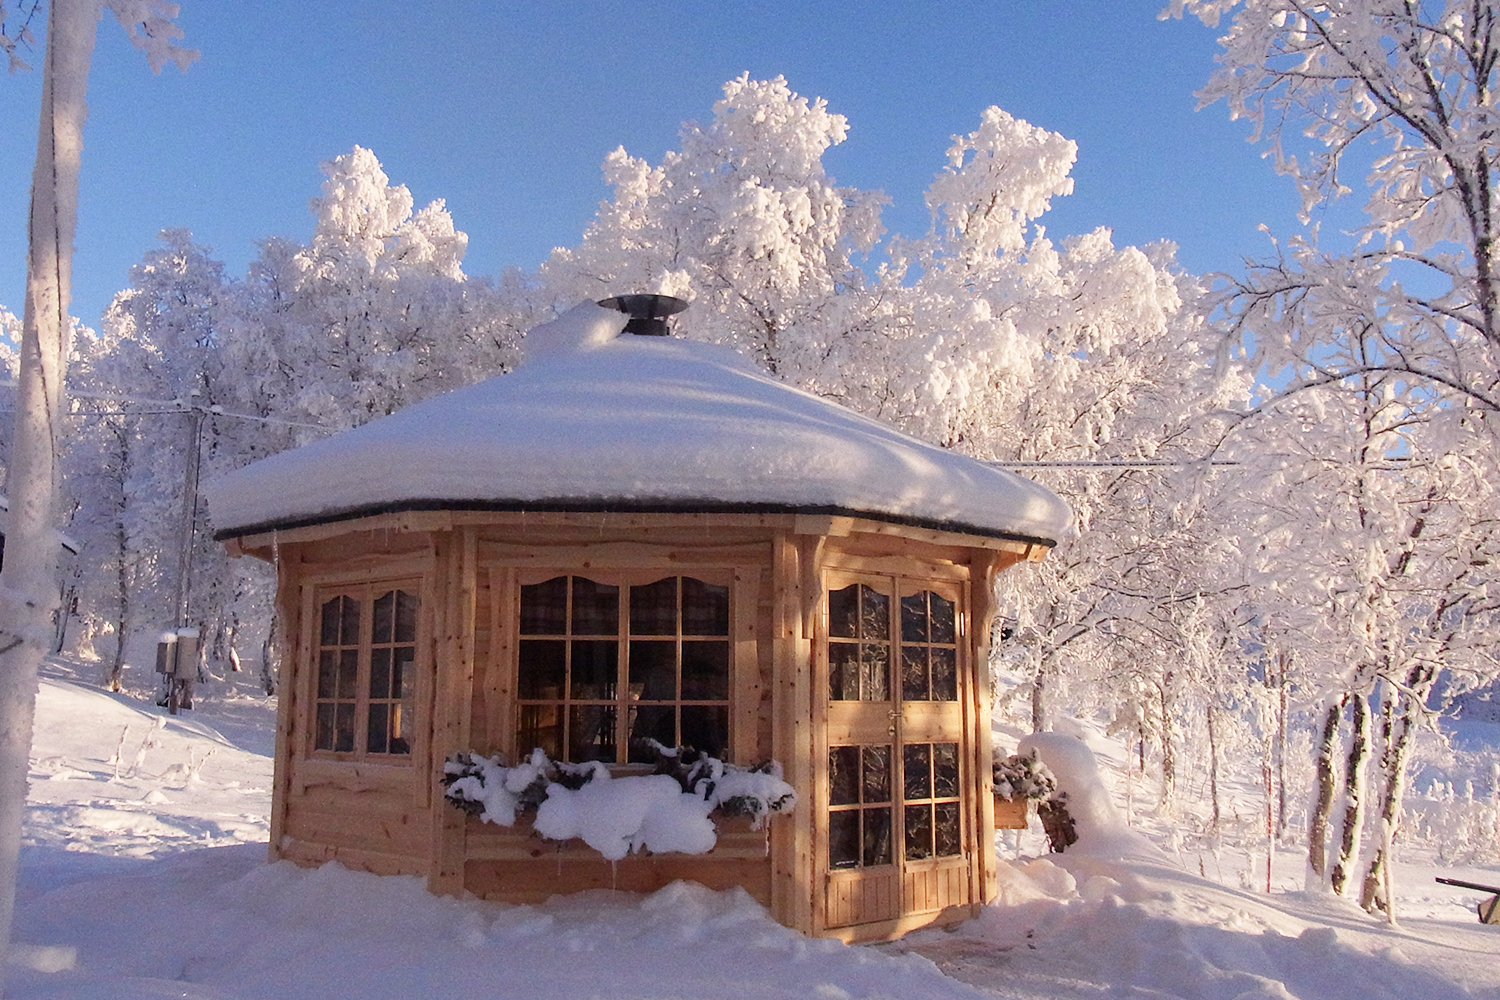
left=820, top=571, right=971, bottom=933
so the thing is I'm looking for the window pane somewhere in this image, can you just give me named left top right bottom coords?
left=627, top=704, right=675, bottom=759
left=934, top=743, right=960, bottom=798
left=373, top=591, right=395, bottom=644
left=904, top=743, right=932, bottom=800
left=681, top=641, right=729, bottom=700
left=320, top=598, right=342, bottom=647
left=905, top=804, right=933, bottom=861
left=860, top=643, right=889, bottom=702
left=828, top=585, right=859, bottom=639
left=630, top=578, right=677, bottom=635
left=569, top=705, right=616, bottom=762
left=902, top=646, right=929, bottom=701
left=829, top=810, right=859, bottom=869
left=389, top=702, right=409, bottom=755
left=317, top=650, right=337, bottom=699
left=339, top=596, right=360, bottom=646
left=395, top=591, right=418, bottom=643
left=829, top=643, right=859, bottom=701
left=315, top=702, right=334, bottom=751
left=863, top=807, right=892, bottom=867
left=860, top=587, right=890, bottom=641
left=680, top=705, right=728, bottom=757
left=682, top=578, right=729, bottom=635
left=334, top=703, right=355, bottom=753
left=570, top=640, right=618, bottom=700
left=628, top=640, right=676, bottom=700
left=520, top=577, right=567, bottom=635
left=518, top=704, right=562, bottom=759
left=931, top=647, right=958, bottom=702
left=369, top=647, right=391, bottom=700
left=934, top=802, right=962, bottom=857
left=338, top=649, right=359, bottom=699
left=901, top=593, right=927, bottom=643
left=829, top=746, right=860, bottom=805
left=393, top=646, right=414, bottom=700
left=862, top=745, right=891, bottom=803
left=367, top=704, right=388, bottom=755
left=572, top=578, right=619, bottom=635
left=930, top=594, right=956, bottom=644
left=518, top=640, right=565, bottom=699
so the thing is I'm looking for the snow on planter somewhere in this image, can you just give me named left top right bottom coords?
left=444, top=748, right=796, bottom=861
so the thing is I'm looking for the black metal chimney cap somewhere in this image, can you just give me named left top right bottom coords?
left=598, top=294, right=689, bottom=337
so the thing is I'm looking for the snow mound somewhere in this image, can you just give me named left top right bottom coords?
left=1018, top=731, right=1162, bottom=860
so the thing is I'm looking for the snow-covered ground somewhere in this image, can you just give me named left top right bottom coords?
left=11, top=665, right=1500, bottom=1000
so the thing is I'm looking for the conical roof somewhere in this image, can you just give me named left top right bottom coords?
left=205, top=302, right=1070, bottom=544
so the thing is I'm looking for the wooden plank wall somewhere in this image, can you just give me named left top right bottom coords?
left=268, top=531, right=440, bottom=878
left=464, top=815, right=772, bottom=904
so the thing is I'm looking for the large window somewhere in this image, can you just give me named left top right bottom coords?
left=313, top=584, right=419, bottom=758
left=516, top=574, right=731, bottom=763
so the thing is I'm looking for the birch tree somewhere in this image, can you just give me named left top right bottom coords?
left=1171, top=0, right=1500, bottom=912
left=0, top=0, right=193, bottom=975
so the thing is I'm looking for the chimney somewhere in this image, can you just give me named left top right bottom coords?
left=598, top=294, right=689, bottom=337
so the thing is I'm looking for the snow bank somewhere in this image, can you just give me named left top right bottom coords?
left=12, top=848, right=992, bottom=1000
left=1018, top=731, right=1161, bottom=860
left=204, top=300, right=1069, bottom=543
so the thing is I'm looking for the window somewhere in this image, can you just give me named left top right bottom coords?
left=828, top=583, right=958, bottom=703
left=516, top=574, right=730, bottom=763
left=902, top=742, right=961, bottom=860
left=828, top=744, right=893, bottom=869
left=313, top=584, right=419, bottom=758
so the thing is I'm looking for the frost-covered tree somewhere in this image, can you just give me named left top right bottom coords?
left=1171, top=0, right=1500, bottom=914
left=1168, top=0, right=1500, bottom=420
left=542, top=74, right=887, bottom=382
left=0, top=0, right=194, bottom=973
left=221, top=146, right=521, bottom=437
left=63, top=230, right=273, bottom=689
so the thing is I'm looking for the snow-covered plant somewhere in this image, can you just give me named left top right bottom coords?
left=443, top=745, right=796, bottom=861
left=993, top=748, right=1056, bottom=803
left=631, top=739, right=797, bottom=824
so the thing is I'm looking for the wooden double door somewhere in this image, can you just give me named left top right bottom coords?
left=818, top=569, right=976, bottom=933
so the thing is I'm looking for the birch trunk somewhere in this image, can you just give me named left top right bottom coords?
left=1360, top=682, right=1409, bottom=919
left=1331, top=693, right=1371, bottom=896
left=1307, top=699, right=1343, bottom=886
left=0, top=0, right=98, bottom=978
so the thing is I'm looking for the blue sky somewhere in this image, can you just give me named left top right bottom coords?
left=0, top=2, right=1320, bottom=330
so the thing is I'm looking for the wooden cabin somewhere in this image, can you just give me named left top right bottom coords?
left=206, top=297, right=1069, bottom=943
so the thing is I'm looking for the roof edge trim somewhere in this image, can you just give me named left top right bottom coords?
left=213, top=498, right=1060, bottom=549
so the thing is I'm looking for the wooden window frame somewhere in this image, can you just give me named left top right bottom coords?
left=308, top=578, right=423, bottom=764
left=512, top=569, right=736, bottom=766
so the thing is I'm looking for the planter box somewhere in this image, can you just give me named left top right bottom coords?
left=993, top=795, right=1029, bottom=830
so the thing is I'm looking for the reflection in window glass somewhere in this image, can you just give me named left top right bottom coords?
left=519, top=575, right=731, bottom=764
left=828, top=744, right=894, bottom=870
left=903, top=741, right=962, bottom=861
left=828, top=584, right=893, bottom=702
left=897, top=591, right=959, bottom=702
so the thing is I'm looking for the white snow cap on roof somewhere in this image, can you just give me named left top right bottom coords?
left=205, top=301, right=1070, bottom=542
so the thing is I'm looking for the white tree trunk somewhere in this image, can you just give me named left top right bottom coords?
left=1331, top=693, right=1371, bottom=896
left=0, top=0, right=98, bottom=979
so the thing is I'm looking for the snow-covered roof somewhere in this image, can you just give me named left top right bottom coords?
left=205, top=302, right=1070, bottom=544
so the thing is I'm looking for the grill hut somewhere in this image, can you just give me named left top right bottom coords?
left=206, top=298, right=1070, bottom=942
